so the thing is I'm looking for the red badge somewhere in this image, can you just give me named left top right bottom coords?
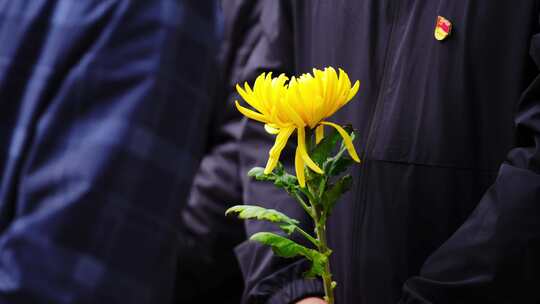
left=434, top=16, right=452, bottom=41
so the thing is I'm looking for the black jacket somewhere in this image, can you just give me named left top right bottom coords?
left=175, top=1, right=264, bottom=303
left=219, top=1, right=540, bottom=303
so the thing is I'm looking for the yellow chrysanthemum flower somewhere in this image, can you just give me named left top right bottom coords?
left=235, top=67, right=361, bottom=187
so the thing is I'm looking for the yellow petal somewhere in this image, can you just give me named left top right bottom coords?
left=262, top=72, right=273, bottom=108
left=270, top=103, right=281, bottom=125
left=346, top=80, right=360, bottom=102
left=295, top=145, right=306, bottom=188
left=287, top=77, right=310, bottom=124
left=253, top=73, right=266, bottom=93
left=235, top=101, right=269, bottom=123
left=315, top=125, right=325, bottom=144
left=264, top=124, right=280, bottom=134
left=297, top=127, right=324, bottom=174
left=310, top=95, right=325, bottom=128
left=336, top=68, right=347, bottom=99
left=264, top=157, right=279, bottom=175
left=339, top=68, right=352, bottom=94
left=320, top=121, right=361, bottom=163
left=275, top=73, right=289, bottom=88
left=337, top=68, right=352, bottom=101
left=264, top=127, right=295, bottom=174
left=236, top=83, right=259, bottom=110
left=253, top=73, right=267, bottom=108
left=244, top=82, right=269, bottom=115
left=279, top=93, right=306, bottom=128
left=323, top=67, right=338, bottom=117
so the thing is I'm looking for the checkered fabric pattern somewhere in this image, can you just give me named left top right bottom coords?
left=0, top=0, right=218, bottom=303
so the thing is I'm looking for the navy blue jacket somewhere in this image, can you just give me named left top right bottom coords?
left=0, top=0, right=218, bottom=303
left=226, top=1, right=540, bottom=303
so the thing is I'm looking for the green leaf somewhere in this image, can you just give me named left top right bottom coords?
left=248, top=164, right=299, bottom=194
left=226, top=205, right=300, bottom=235
left=248, top=167, right=273, bottom=181
left=311, top=125, right=356, bottom=176
left=273, top=162, right=286, bottom=175
left=321, top=128, right=357, bottom=176
left=305, top=170, right=323, bottom=199
left=270, top=163, right=299, bottom=193
left=250, top=232, right=327, bottom=277
left=273, top=171, right=298, bottom=192
left=305, top=254, right=327, bottom=278
left=310, top=129, right=341, bottom=167
left=322, top=175, right=353, bottom=216
left=327, top=155, right=354, bottom=176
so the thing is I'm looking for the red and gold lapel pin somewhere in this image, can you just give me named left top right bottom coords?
left=435, top=16, right=452, bottom=41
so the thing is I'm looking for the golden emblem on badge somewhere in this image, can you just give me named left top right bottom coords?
left=434, top=16, right=452, bottom=41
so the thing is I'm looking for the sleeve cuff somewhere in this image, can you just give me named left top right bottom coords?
left=398, top=281, right=433, bottom=304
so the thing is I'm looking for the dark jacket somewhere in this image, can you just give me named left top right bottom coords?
left=0, top=0, right=218, bottom=303
left=175, top=0, right=260, bottom=303
left=230, top=1, right=540, bottom=303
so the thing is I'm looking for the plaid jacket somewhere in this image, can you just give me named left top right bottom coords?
left=0, top=0, right=218, bottom=303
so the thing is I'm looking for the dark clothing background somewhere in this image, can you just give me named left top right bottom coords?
left=0, top=0, right=218, bottom=303
left=223, top=1, right=540, bottom=303
left=175, top=0, right=256, bottom=303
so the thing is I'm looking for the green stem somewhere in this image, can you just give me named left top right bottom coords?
left=313, top=204, right=334, bottom=304
left=295, top=226, right=319, bottom=247
left=293, top=191, right=315, bottom=219
left=318, top=176, right=328, bottom=200
left=315, top=222, right=334, bottom=304
left=307, top=127, right=334, bottom=303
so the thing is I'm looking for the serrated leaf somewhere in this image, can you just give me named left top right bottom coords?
left=322, top=175, right=353, bottom=216
left=248, top=164, right=299, bottom=194
left=226, top=205, right=300, bottom=235
left=274, top=172, right=298, bottom=191
left=248, top=167, right=274, bottom=181
left=247, top=167, right=265, bottom=177
left=270, top=163, right=299, bottom=193
left=250, top=232, right=327, bottom=277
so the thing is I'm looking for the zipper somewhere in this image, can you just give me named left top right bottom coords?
left=350, top=0, right=402, bottom=293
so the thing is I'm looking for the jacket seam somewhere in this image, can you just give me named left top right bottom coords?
left=370, top=158, right=500, bottom=173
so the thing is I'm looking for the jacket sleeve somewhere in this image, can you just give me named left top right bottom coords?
left=0, top=1, right=218, bottom=303
left=177, top=1, right=300, bottom=303
left=400, top=16, right=540, bottom=304
left=230, top=1, right=325, bottom=303
left=177, top=117, right=245, bottom=304
left=176, top=32, right=246, bottom=301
